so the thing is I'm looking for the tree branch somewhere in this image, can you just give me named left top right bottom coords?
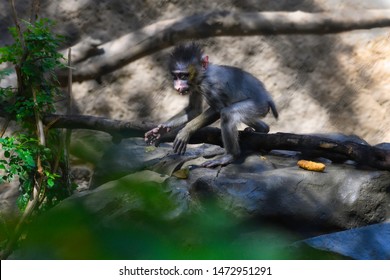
left=239, top=131, right=390, bottom=170
left=37, top=113, right=390, bottom=171
left=57, top=9, right=390, bottom=84
left=2, top=109, right=389, bottom=170
left=42, top=113, right=155, bottom=138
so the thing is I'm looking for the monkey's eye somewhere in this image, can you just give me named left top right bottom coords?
left=172, top=72, right=190, bottom=80
left=178, top=73, right=189, bottom=80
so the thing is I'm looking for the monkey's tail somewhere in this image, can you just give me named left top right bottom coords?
left=268, top=100, right=279, bottom=119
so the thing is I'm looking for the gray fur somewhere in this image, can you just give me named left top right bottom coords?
left=147, top=42, right=278, bottom=167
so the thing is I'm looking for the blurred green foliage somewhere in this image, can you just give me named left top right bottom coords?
left=11, top=177, right=343, bottom=260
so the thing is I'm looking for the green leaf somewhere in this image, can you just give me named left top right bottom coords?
left=1, top=17, right=71, bottom=212
left=17, top=193, right=29, bottom=211
left=47, top=178, right=54, bottom=188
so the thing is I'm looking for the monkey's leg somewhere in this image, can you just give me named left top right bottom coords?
left=201, top=103, right=244, bottom=168
left=202, top=100, right=269, bottom=168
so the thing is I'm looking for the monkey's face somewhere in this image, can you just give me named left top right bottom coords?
left=170, top=58, right=202, bottom=95
left=171, top=70, right=191, bottom=95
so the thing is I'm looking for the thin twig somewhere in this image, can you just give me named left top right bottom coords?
left=1, top=171, right=44, bottom=258
left=65, top=48, right=73, bottom=193
left=9, top=0, right=25, bottom=48
left=0, top=118, right=11, bottom=137
left=9, top=0, right=27, bottom=95
left=29, top=0, right=40, bottom=24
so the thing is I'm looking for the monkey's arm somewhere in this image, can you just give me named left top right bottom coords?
left=145, top=94, right=203, bottom=145
left=164, top=93, right=203, bottom=127
left=173, top=107, right=219, bottom=154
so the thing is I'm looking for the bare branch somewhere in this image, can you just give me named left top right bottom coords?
left=37, top=113, right=390, bottom=171
left=42, top=113, right=155, bottom=138
left=57, top=9, right=390, bottom=84
left=9, top=0, right=25, bottom=48
left=29, top=0, right=40, bottom=23
left=64, top=47, right=73, bottom=193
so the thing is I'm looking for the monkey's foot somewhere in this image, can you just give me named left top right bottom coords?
left=244, top=127, right=255, bottom=133
left=244, top=124, right=269, bottom=133
left=201, top=154, right=235, bottom=168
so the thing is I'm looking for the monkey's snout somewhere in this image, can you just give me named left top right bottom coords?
left=176, top=87, right=190, bottom=95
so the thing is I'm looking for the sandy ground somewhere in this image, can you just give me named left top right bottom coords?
left=1, top=0, right=390, bottom=146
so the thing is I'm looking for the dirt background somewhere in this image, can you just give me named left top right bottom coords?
left=1, top=0, right=390, bottom=145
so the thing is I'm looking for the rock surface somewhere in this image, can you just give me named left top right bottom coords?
left=93, top=138, right=390, bottom=231
left=295, top=222, right=390, bottom=260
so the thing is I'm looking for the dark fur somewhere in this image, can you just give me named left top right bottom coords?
left=169, top=42, right=203, bottom=71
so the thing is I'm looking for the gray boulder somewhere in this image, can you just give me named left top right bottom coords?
left=92, top=138, right=390, bottom=230
left=295, top=222, right=390, bottom=259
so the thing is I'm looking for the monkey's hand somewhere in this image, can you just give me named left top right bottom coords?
left=144, top=124, right=171, bottom=146
left=173, top=128, right=191, bottom=155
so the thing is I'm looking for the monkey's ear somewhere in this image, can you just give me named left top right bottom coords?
left=201, top=55, right=209, bottom=70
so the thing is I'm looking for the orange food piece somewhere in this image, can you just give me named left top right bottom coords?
left=297, top=160, right=326, bottom=172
